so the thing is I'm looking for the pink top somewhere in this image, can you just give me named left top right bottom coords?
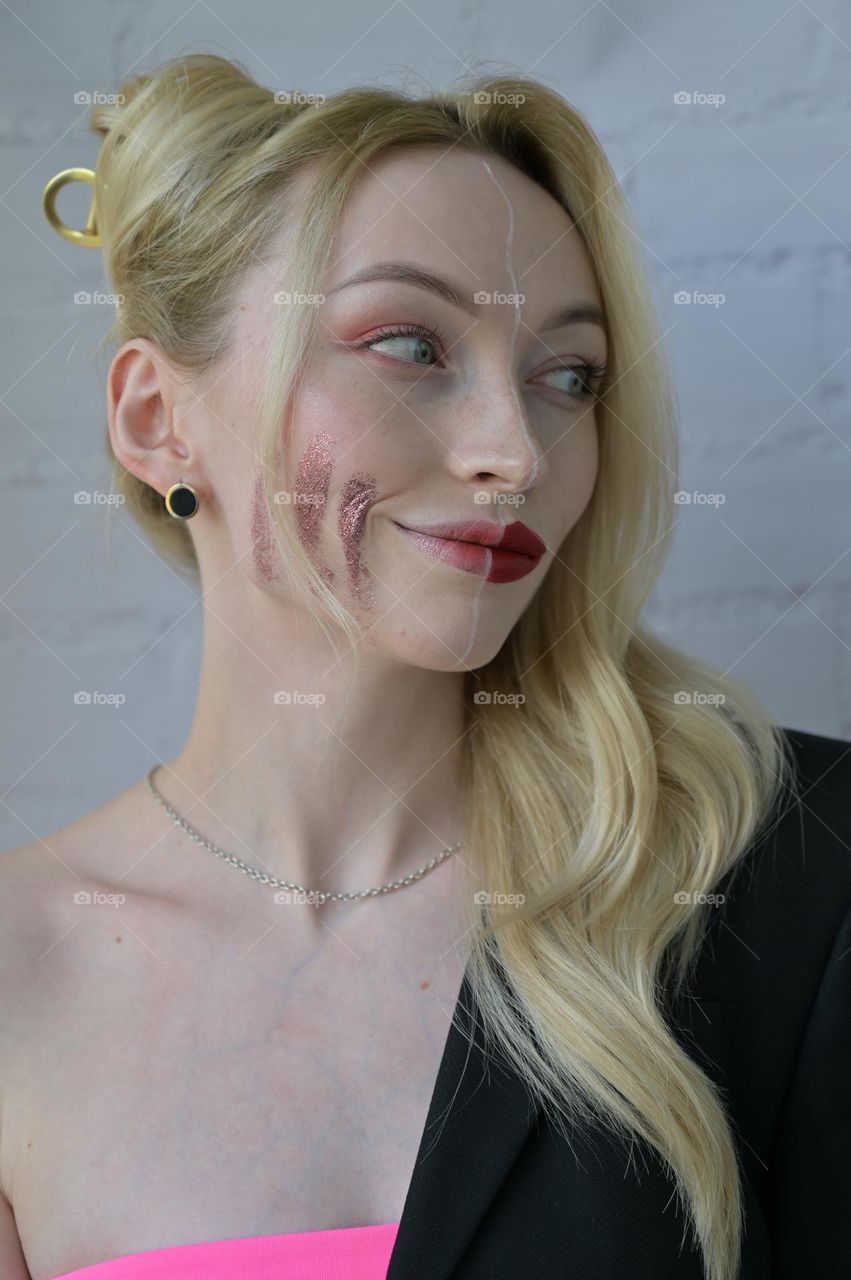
left=50, top=1223, right=401, bottom=1280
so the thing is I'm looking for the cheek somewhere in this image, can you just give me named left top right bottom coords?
left=250, top=474, right=278, bottom=583
left=574, top=420, right=599, bottom=493
left=289, top=430, right=380, bottom=609
left=294, top=375, right=419, bottom=474
left=293, top=431, right=335, bottom=556
left=295, top=378, right=378, bottom=451
left=338, top=471, right=378, bottom=609
left=550, top=420, right=599, bottom=528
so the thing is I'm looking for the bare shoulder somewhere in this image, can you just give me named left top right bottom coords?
left=0, top=840, right=74, bottom=997
left=0, top=835, right=83, bottom=1253
left=0, top=785, right=130, bottom=928
left=0, top=776, right=165, bottom=1018
left=0, top=781, right=169, bottom=1275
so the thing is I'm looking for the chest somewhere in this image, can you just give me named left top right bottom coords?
left=10, top=908, right=468, bottom=1280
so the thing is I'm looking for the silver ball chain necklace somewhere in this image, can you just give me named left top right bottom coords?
left=145, top=764, right=463, bottom=905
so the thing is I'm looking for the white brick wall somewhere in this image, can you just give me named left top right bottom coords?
left=1, top=0, right=850, bottom=843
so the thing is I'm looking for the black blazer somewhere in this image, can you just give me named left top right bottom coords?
left=385, top=726, right=851, bottom=1280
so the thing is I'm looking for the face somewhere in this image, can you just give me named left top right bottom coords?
left=206, top=144, right=606, bottom=671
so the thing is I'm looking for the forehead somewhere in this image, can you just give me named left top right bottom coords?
left=321, top=143, right=601, bottom=309
left=234, top=142, right=604, bottom=351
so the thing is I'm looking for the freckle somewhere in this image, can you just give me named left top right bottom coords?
left=115, top=936, right=122, bottom=943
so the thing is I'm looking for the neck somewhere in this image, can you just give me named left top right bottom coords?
left=150, top=587, right=473, bottom=915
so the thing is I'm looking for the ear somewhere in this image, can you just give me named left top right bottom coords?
left=107, top=338, right=198, bottom=500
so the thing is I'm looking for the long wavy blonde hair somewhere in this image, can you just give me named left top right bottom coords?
left=83, top=52, right=795, bottom=1280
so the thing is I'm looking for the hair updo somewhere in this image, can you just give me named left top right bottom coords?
left=86, top=55, right=323, bottom=576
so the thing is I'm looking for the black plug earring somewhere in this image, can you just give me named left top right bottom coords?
left=164, top=480, right=199, bottom=520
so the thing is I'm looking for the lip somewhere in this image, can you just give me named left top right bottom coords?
left=393, top=518, right=547, bottom=584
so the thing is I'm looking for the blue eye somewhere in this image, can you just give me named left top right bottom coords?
left=359, top=323, right=445, bottom=366
left=539, top=361, right=607, bottom=400
left=356, top=324, right=607, bottom=402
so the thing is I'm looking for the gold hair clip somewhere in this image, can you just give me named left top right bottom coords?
left=41, top=167, right=101, bottom=247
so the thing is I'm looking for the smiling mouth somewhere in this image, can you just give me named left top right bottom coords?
left=393, top=520, right=546, bottom=584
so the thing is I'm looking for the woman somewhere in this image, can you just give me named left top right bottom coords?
left=2, top=52, right=848, bottom=1280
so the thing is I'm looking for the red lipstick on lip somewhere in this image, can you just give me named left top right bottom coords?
left=394, top=518, right=547, bottom=584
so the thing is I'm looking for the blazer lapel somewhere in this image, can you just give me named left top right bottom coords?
left=386, top=963, right=540, bottom=1280
left=385, top=958, right=743, bottom=1280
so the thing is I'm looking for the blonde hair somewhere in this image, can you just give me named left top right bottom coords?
left=84, top=53, right=795, bottom=1280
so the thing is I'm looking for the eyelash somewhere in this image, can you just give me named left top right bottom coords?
left=356, top=322, right=607, bottom=400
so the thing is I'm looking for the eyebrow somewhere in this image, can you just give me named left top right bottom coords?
left=328, top=260, right=607, bottom=336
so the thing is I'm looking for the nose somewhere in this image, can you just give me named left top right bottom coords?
left=445, top=383, right=549, bottom=496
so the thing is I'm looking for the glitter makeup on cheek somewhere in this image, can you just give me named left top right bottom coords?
left=250, top=473, right=279, bottom=583
left=294, top=431, right=336, bottom=585
left=338, top=472, right=378, bottom=608
left=294, top=432, right=334, bottom=553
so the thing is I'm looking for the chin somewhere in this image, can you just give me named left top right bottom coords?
left=362, top=616, right=510, bottom=673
